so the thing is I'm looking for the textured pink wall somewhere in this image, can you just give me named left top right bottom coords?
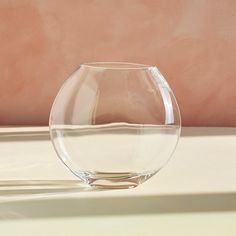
left=0, top=0, right=235, bottom=126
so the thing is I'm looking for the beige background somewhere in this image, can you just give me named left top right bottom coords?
left=0, top=0, right=235, bottom=126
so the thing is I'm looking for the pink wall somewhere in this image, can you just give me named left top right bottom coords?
left=0, top=0, right=235, bottom=126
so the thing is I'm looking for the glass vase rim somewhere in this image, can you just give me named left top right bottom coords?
left=81, top=62, right=155, bottom=70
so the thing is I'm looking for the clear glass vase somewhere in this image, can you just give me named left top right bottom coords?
left=49, top=62, right=181, bottom=189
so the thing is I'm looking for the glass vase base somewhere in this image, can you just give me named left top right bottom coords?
left=82, top=171, right=156, bottom=190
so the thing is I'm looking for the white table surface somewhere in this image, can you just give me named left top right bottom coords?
left=0, top=126, right=235, bottom=235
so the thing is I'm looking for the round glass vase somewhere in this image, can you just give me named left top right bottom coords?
left=49, top=62, right=181, bottom=189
